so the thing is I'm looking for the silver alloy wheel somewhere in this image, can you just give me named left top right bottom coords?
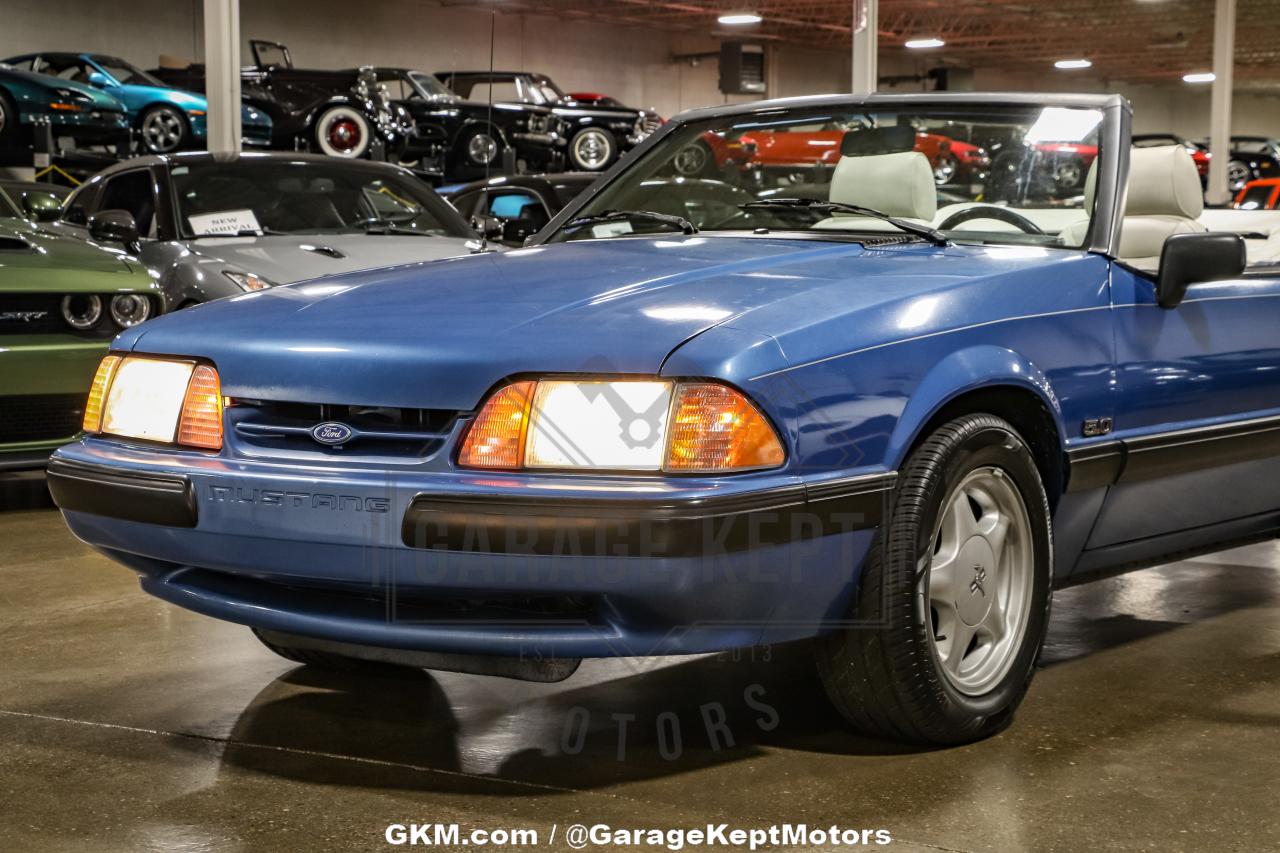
left=1053, top=159, right=1083, bottom=188
left=933, top=155, right=956, bottom=186
left=1227, top=159, right=1251, bottom=191
left=920, top=466, right=1034, bottom=696
left=468, top=131, right=498, bottom=165
left=571, top=128, right=615, bottom=171
left=674, top=142, right=709, bottom=176
left=141, top=107, right=185, bottom=153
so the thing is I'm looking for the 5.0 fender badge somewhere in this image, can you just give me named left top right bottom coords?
left=311, top=422, right=355, bottom=446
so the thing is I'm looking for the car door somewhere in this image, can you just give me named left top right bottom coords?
left=1086, top=261, right=1280, bottom=549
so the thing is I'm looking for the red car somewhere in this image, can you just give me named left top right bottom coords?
left=675, top=123, right=989, bottom=186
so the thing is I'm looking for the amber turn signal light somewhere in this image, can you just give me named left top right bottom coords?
left=665, top=382, right=785, bottom=472
left=177, top=364, right=224, bottom=450
left=82, top=354, right=122, bottom=433
left=457, top=380, right=535, bottom=469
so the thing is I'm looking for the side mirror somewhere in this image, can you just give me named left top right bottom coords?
left=470, top=214, right=504, bottom=242
left=22, top=192, right=62, bottom=222
left=86, top=71, right=112, bottom=88
left=1155, top=232, right=1246, bottom=309
left=88, top=209, right=140, bottom=249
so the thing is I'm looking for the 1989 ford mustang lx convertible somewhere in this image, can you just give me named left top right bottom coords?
left=48, top=93, right=1278, bottom=744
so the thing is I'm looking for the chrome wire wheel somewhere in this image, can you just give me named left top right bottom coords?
left=570, top=128, right=615, bottom=171
left=1052, top=158, right=1083, bottom=189
left=141, top=106, right=185, bottom=153
left=920, top=465, right=1034, bottom=697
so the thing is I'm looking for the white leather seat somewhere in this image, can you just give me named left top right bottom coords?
left=813, top=151, right=937, bottom=230
left=1063, top=145, right=1207, bottom=270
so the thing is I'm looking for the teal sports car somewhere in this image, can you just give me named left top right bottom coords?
left=4, top=53, right=272, bottom=154
left=0, top=62, right=129, bottom=155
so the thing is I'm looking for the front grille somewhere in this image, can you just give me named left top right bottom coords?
left=231, top=399, right=464, bottom=463
left=0, top=294, right=147, bottom=339
left=638, top=113, right=662, bottom=136
left=0, top=394, right=84, bottom=444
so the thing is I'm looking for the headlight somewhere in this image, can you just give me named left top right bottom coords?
left=223, top=271, right=275, bottom=291
left=83, top=355, right=223, bottom=450
left=457, top=378, right=784, bottom=473
left=61, top=294, right=102, bottom=330
left=110, top=294, right=152, bottom=327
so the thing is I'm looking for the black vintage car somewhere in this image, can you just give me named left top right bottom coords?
left=435, top=71, right=661, bottom=172
left=369, top=68, right=564, bottom=179
left=1214, top=136, right=1280, bottom=192
left=152, top=40, right=414, bottom=160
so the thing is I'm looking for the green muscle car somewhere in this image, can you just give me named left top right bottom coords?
left=0, top=185, right=161, bottom=470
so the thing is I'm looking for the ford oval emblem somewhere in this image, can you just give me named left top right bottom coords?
left=311, top=422, right=354, bottom=446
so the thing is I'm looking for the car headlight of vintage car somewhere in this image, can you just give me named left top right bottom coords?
left=457, top=378, right=784, bottom=473
left=82, top=355, right=224, bottom=450
left=223, top=271, right=275, bottom=292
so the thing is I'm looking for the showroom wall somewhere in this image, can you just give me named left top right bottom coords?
left=3, top=0, right=1277, bottom=135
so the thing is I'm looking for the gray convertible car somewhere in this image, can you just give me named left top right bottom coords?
left=52, top=152, right=480, bottom=308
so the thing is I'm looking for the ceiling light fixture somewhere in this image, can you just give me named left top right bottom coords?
left=1182, top=72, right=1216, bottom=83
left=1054, top=59, right=1092, bottom=69
left=905, top=37, right=945, bottom=49
left=718, top=12, right=762, bottom=25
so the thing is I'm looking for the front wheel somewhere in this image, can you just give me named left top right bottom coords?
left=815, top=413, right=1053, bottom=745
left=313, top=105, right=371, bottom=158
left=138, top=105, right=189, bottom=154
left=568, top=127, right=617, bottom=171
left=1227, top=159, right=1252, bottom=192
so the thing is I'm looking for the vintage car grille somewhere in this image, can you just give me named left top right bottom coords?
left=230, top=399, right=464, bottom=462
left=0, top=394, right=85, bottom=444
left=636, top=112, right=662, bottom=137
left=0, top=294, right=148, bottom=339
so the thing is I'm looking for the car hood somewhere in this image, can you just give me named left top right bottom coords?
left=119, top=236, right=1064, bottom=411
left=1, top=223, right=156, bottom=292
left=181, top=233, right=478, bottom=285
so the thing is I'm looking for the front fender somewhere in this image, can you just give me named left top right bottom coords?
left=885, top=345, right=1065, bottom=469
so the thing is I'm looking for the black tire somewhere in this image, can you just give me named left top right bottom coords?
left=312, top=105, right=372, bottom=159
left=815, top=413, right=1054, bottom=745
left=252, top=628, right=414, bottom=675
left=672, top=139, right=714, bottom=176
left=137, top=104, right=189, bottom=154
left=0, top=90, right=19, bottom=148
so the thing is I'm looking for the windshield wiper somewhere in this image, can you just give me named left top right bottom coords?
left=566, top=209, right=698, bottom=236
left=741, top=198, right=948, bottom=246
left=360, top=224, right=434, bottom=236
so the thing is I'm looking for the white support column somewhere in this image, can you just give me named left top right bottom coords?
left=1206, top=0, right=1236, bottom=205
left=203, top=0, right=241, bottom=152
left=851, top=0, right=877, bottom=95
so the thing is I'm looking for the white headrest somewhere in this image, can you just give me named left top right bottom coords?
left=1125, top=145, right=1203, bottom=218
left=829, top=151, right=937, bottom=221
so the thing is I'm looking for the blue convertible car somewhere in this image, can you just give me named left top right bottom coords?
left=3, top=52, right=272, bottom=154
left=49, top=93, right=1270, bottom=744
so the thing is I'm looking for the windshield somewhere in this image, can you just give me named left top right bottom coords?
left=408, top=72, right=454, bottom=99
left=93, top=57, right=164, bottom=86
left=169, top=160, right=473, bottom=239
left=549, top=103, right=1104, bottom=249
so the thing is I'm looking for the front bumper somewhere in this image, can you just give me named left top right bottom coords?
left=1, top=335, right=108, bottom=468
left=49, top=439, right=890, bottom=658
